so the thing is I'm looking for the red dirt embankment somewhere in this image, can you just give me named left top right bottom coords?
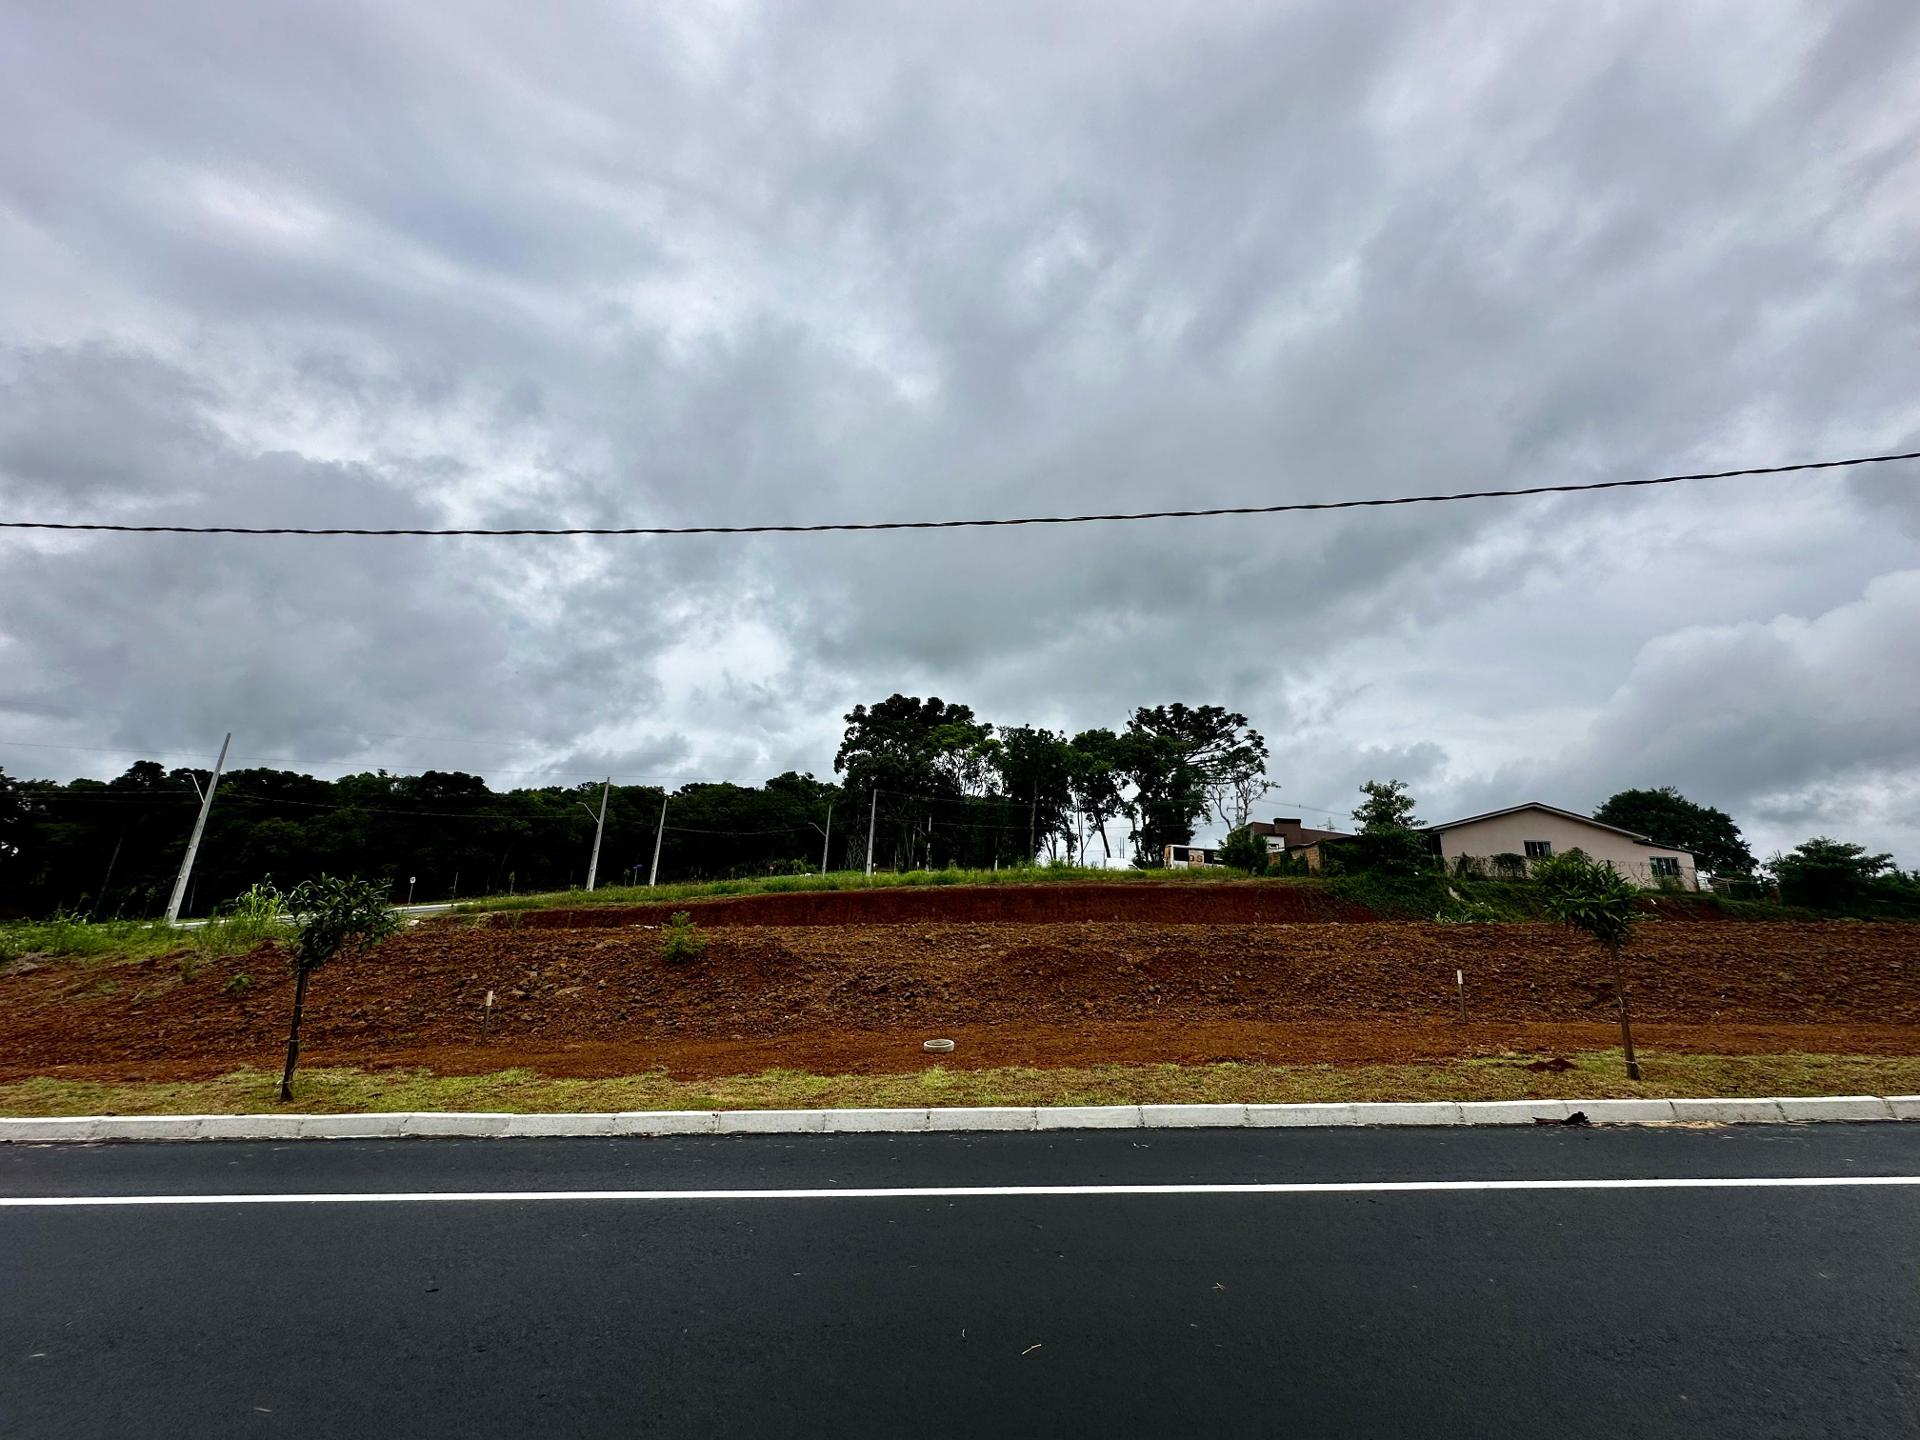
left=492, top=882, right=1374, bottom=928
left=1, top=918, right=1914, bottom=1082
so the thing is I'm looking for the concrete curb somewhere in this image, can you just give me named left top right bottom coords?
left=0, top=1096, right=1912, bottom=1143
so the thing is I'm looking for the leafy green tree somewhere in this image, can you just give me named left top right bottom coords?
left=0, top=765, right=21, bottom=863
left=1533, top=849, right=1642, bottom=1079
left=1594, top=786, right=1753, bottom=876
left=1120, top=705, right=1268, bottom=867
left=1355, top=779, right=1419, bottom=833
left=279, top=876, right=401, bottom=1101
left=1067, top=729, right=1127, bottom=862
left=995, top=726, right=1076, bottom=861
left=1217, top=825, right=1270, bottom=875
left=1331, top=780, right=1429, bottom=877
left=834, top=695, right=999, bottom=868
left=1767, top=837, right=1894, bottom=911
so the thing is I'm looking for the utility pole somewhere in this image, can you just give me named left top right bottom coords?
left=648, top=794, right=668, bottom=887
left=165, top=732, right=230, bottom=926
left=865, top=790, right=878, bottom=877
left=818, top=801, right=834, bottom=875
left=1029, top=788, right=1037, bottom=864
left=582, top=777, right=610, bottom=892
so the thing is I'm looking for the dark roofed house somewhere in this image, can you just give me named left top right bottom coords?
left=1246, top=817, right=1353, bottom=855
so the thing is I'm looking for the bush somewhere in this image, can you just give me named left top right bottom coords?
left=1533, top=849, right=1639, bottom=949
left=195, top=879, right=286, bottom=958
left=225, top=972, right=254, bottom=996
left=1324, top=827, right=1431, bottom=879
left=1488, top=852, right=1528, bottom=879
left=1450, top=854, right=1486, bottom=879
left=660, top=911, right=708, bottom=964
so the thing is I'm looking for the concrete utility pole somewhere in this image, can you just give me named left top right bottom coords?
left=648, top=794, right=668, bottom=887
left=165, top=732, right=230, bottom=926
left=865, top=790, right=878, bottom=876
left=583, top=778, right=610, bottom=892
left=819, top=801, right=834, bottom=875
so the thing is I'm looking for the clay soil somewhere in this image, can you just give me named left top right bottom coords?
left=2, top=916, right=1915, bottom=1083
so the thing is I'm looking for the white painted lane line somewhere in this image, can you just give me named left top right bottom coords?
left=4, top=1176, right=1920, bottom=1207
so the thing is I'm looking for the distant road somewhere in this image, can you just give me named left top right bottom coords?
left=3, top=1126, right=1918, bottom=1438
left=172, top=901, right=454, bottom=930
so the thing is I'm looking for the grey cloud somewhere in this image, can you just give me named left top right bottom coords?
left=2, top=2, right=1918, bottom=862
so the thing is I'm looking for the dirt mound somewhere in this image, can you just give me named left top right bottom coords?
left=1, top=919, right=1914, bottom=1081
left=489, top=882, right=1376, bottom=928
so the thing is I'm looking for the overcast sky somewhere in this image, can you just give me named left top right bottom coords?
left=2, top=2, right=1917, bottom=864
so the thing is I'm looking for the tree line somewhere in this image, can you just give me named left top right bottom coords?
left=0, top=695, right=1272, bottom=917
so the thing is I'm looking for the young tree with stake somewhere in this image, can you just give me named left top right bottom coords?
left=278, top=875, right=401, bottom=1102
left=1533, top=850, right=1643, bottom=1080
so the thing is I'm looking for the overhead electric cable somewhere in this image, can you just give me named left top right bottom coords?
left=2, top=451, right=1913, bottom=538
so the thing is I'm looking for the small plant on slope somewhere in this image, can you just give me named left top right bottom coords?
left=1533, top=849, right=1642, bottom=1080
left=279, top=876, right=400, bottom=1102
left=660, top=911, right=707, bottom=964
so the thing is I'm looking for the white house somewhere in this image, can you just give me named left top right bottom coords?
left=1422, top=802, right=1698, bottom=889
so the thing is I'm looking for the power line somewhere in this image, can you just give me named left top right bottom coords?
left=3, top=450, right=1914, bottom=538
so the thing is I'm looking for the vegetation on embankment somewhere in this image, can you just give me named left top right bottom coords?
left=0, top=908, right=286, bottom=965
left=5, top=1050, right=1920, bottom=1116
left=452, top=864, right=1264, bottom=914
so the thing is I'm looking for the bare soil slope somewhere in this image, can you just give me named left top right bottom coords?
left=2, top=917, right=1914, bottom=1081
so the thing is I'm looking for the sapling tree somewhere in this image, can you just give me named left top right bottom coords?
left=1534, top=849, right=1643, bottom=1080
left=279, top=875, right=400, bottom=1101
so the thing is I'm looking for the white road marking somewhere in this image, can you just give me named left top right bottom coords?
left=3, top=1176, right=1919, bottom=1207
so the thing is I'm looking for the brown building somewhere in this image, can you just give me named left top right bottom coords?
left=1246, top=816, right=1353, bottom=856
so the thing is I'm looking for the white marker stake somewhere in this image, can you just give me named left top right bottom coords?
left=483, top=989, right=495, bottom=1038
left=1456, top=969, right=1466, bottom=1024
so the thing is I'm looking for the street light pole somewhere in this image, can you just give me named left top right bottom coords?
left=865, top=790, right=878, bottom=877
left=165, top=732, right=230, bottom=926
left=809, top=801, right=834, bottom=875
left=581, top=777, right=610, bottom=892
left=648, top=794, right=668, bottom=887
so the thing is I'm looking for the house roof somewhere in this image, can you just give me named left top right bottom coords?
left=1419, top=801, right=1691, bottom=854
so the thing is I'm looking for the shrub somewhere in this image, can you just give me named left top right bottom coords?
left=1325, top=827, right=1431, bottom=879
left=660, top=911, right=708, bottom=964
left=1489, top=852, right=1528, bottom=879
left=196, top=879, right=287, bottom=958
left=1450, top=854, right=1486, bottom=879
left=225, top=972, right=254, bottom=996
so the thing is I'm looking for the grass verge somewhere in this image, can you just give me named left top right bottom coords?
left=451, top=864, right=1298, bottom=914
left=0, top=914, right=282, bottom=967
left=5, top=1051, right=1919, bottom=1116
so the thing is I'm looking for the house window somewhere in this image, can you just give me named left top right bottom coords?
left=1524, top=840, right=1553, bottom=859
left=1650, top=856, right=1681, bottom=878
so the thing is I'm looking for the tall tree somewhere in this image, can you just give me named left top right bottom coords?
left=1120, top=704, right=1268, bottom=866
left=1066, top=729, right=1127, bottom=862
left=834, top=695, right=998, bottom=869
left=1593, top=787, right=1753, bottom=876
left=995, top=726, right=1075, bottom=861
left=1354, top=779, right=1419, bottom=833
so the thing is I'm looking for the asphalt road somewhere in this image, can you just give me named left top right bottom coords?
left=4, top=1125, right=1918, bottom=1438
